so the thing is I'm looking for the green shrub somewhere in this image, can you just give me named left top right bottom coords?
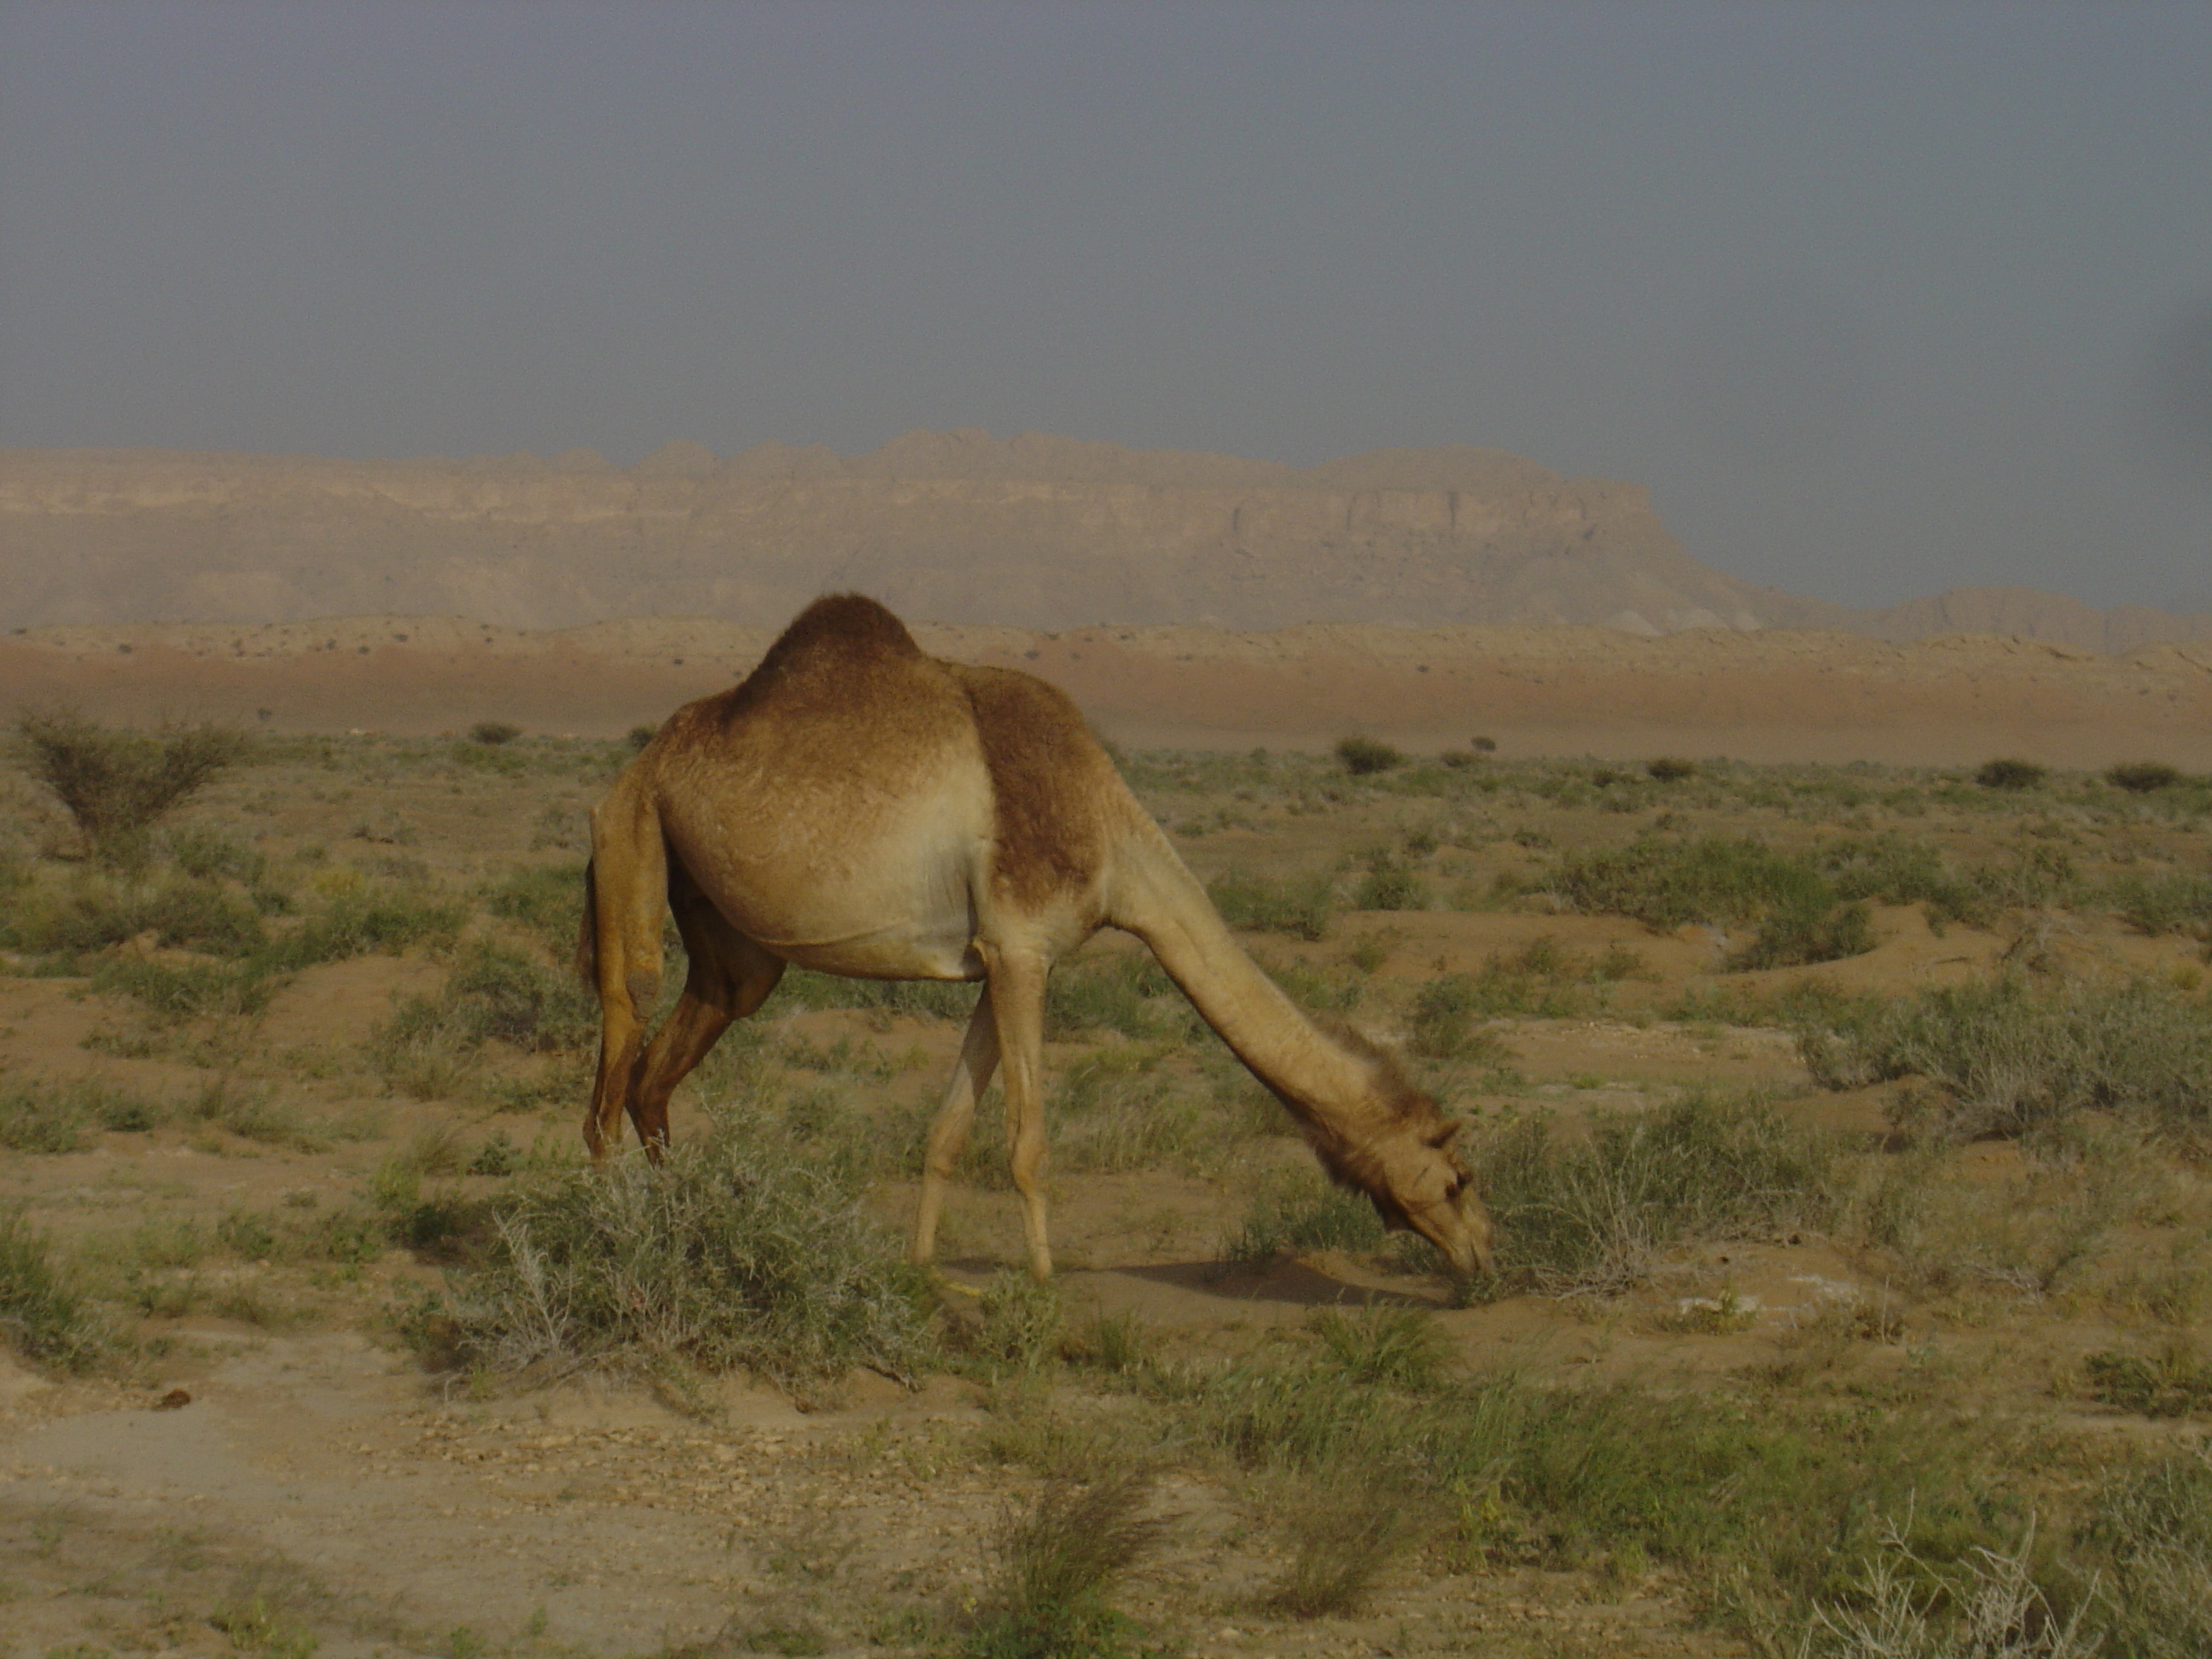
left=446, top=1107, right=934, bottom=1387
left=1975, top=757, right=2046, bottom=791
left=1798, top=975, right=2212, bottom=1138
left=2082, top=1346, right=2212, bottom=1417
left=2106, top=870, right=2212, bottom=939
left=469, top=720, right=522, bottom=746
left=1646, top=756, right=1698, bottom=782
left=625, top=724, right=657, bottom=752
left=481, top=861, right=587, bottom=951
left=1406, top=975, right=1514, bottom=1060
left=15, top=712, right=252, bottom=864
left=1475, top=1091, right=1842, bottom=1295
left=8, top=872, right=270, bottom=958
left=2107, top=760, right=2184, bottom=794
left=1336, top=736, right=1404, bottom=776
left=1352, top=851, right=1428, bottom=911
left=259, top=887, right=466, bottom=970
left=1207, top=867, right=1335, bottom=940
left=1730, top=898, right=1876, bottom=971
left=165, top=824, right=268, bottom=886
left=1554, top=835, right=1829, bottom=930
left=91, top=956, right=277, bottom=1020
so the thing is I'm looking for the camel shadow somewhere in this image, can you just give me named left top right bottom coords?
left=1105, top=1257, right=1444, bottom=1310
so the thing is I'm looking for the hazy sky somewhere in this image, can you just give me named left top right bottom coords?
left=3, top=2, right=2209, bottom=612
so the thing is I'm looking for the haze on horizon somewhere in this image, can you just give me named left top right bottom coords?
left=2, top=1, right=2209, bottom=616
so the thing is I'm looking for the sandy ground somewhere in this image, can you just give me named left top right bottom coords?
left=4, top=614, right=2212, bottom=766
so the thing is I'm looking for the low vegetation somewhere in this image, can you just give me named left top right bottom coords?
left=15, top=710, right=253, bottom=864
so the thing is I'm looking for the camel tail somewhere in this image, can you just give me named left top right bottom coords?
left=575, top=856, right=599, bottom=989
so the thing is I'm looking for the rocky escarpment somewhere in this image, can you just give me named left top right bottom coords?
left=0, top=434, right=1801, bottom=635
left=5, top=432, right=2205, bottom=650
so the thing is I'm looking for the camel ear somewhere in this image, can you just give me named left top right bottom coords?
left=1425, top=1121, right=1461, bottom=1150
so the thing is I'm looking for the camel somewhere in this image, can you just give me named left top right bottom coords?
left=578, top=594, right=1494, bottom=1282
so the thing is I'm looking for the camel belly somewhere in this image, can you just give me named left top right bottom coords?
left=667, top=806, right=987, bottom=982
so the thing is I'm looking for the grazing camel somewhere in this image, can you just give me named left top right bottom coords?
left=578, top=594, right=1494, bottom=1281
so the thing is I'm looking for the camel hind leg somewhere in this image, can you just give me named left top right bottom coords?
left=584, top=785, right=671, bottom=1159
left=626, top=859, right=785, bottom=1150
left=911, top=992, right=1000, bottom=1267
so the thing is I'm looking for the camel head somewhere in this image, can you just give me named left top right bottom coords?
left=1295, top=1024, right=1497, bottom=1280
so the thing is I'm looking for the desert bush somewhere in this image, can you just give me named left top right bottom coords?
left=1335, top=735, right=1403, bottom=776
left=1207, top=866, right=1335, bottom=940
left=1557, top=835, right=1821, bottom=928
left=1798, top=975, right=2212, bottom=1138
left=1811, top=833, right=1989, bottom=928
left=625, top=723, right=657, bottom=752
left=1352, top=849, right=1428, bottom=911
left=481, top=860, right=586, bottom=950
left=91, top=956, right=277, bottom=1021
left=0, top=1207, right=109, bottom=1371
left=7, top=871, right=269, bottom=958
left=259, top=886, right=466, bottom=970
left=469, top=720, right=522, bottom=746
left=376, top=943, right=597, bottom=1090
left=1646, top=756, right=1697, bottom=782
left=1976, top=757, right=2046, bottom=791
left=1406, top=974, right=1516, bottom=1060
left=960, top=1472, right=1165, bottom=1659
left=446, top=1107, right=934, bottom=1387
left=15, top=711, right=252, bottom=863
left=1730, top=898, right=1877, bottom=971
left=2107, top=760, right=2184, bottom=794
left=2078, top=1444, right=2212, bottom=1657
left=2106, top=870, right=2212, bottom=939
left=1475, top=1091, right=1841, bottom=1295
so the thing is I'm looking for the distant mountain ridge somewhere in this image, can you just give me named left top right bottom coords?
left=2, top=432, right=2204, bottom=652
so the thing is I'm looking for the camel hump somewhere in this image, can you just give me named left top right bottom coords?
left=754, top=593, right=922, bottom=678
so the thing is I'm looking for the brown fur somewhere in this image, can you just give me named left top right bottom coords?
left=951, top=662, right=1111, bottom=909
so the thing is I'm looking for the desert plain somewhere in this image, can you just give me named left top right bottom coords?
left=1, top=612, right=2209, bottom=1659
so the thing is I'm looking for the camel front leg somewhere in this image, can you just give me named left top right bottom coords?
left=987, top=951, right=1054, bottom=1281
left=911, top=992, right=999, bottom=1268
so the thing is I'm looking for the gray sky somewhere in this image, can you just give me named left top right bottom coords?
left=3, top=1, right=2209, bottom=612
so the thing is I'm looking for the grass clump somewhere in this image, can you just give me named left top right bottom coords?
left=446, top=1107, right=934, bottom=1388
left=1554, top=835, right=1873, bottom=967
left=1351, top=848, right=1428, bottom=911
left=1799, top=975, right=2212, bottom=1139
left=6, top=870, right=269, bottom=958
left=1475, top=1091, right=1840, bottom=1295
left=1221, top=1165, right=1386, bottom=1269
left=481, top=860, right=585, bottom=951
left=2081, top=1343, right=2212, bottom=1417
left=2077, top=1445, right=2212, bottom=1656
left=1044, top=952, right=1188, bottom=1042
left=1307, top=1303, right=1451, bottom=1391
left=0, top=1207, right=109, bottom=1371
left=468, top=720, right=522, bottom=746
left=2106, top=869, right=2212, bottom=940
left=15, top=711, right=252, bottom=864
left=1646, top=756, right=1698, bottom=782
left=1795, top=1523, right=2097, bottom=1659
left=1262, top=1459, right=1424, bottom=1617
left=1207, top=866, right=1334, bottom=940
left=959, top=1472, right=1167, bottom=1659
left=0, top=1078, right=170, bottom=1151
